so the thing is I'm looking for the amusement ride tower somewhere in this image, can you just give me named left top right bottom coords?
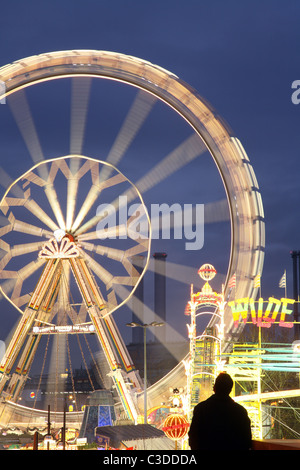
left=184, top=264, right=226, bottom=421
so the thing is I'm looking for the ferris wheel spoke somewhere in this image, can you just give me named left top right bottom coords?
left=109, top=275, right=138, bottom=288
left=12, top=293, right=31, bottom=309
left=0, top=252, right=12, bottom=272
left=80, top=251, right=114, bottom=288
left=51, top=157, right=87, bottom=231
left=70, top=77, right=92, bottom=155
left=116, top=284, right=187, bottom=346
left=79, top=243, right=143, bottom=282
left=0, top=255, right=44, bottom=308
left=84, top=133, right=206, bottom=228
left=136, top=133, right=206, bottom=195
left=80, top=250, right=140, bottom=293
left=11, top=278, right=23, bottom=305
left=66, top=77, right=92, bottom=230
left=99, top=90, right=157, bottom=182
left=17, top=258, right=45, bottom=281
left=121, top=133, right=208, bottom=207
left=24, top=197, right=59, bottom=232
left=77, top=224, right=128, bottom=241
left=43, top=183, right=66, bottom=230
left=76, top=302, right=89, bottom=324
left=125, top=241, right=150, bottom=258
left=7, top=213, right=53, bottom=238
left=73, top=173, right=127, bottom=236
left=23, top=166, right=66, bottom=231
left=10, top=241, right=45, bottom=257
left=66, top=176, right=79, bottom=232
left=71, top=183, right=102, bottom=234
left=0, top=167, right=24, bottom=198
left=148, top=257, right=204, bottom=285
left=0, top=279, right=17, bottom=304
left=0, top=258, right=44, bottom=298
left=8, top=91, right=48, bottom=180
left=204, top=199, right=230, bottom=223
left=0, top=270, right=17, bottom=279
left=79, top=241, right=126, bottom=263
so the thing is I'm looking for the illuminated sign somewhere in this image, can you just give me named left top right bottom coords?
left=228, top=297, right=296, bottom=328
left=32, top=324, right=95, bottom=334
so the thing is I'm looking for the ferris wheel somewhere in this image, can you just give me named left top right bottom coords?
left=0, top=154, right=151, bottom=422
left=0, top=51, right=264, bottom=423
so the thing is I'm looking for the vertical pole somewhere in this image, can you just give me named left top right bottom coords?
left=298, top=253, right=300, bottom=338
left=33, top=431, right=38, bottom=450
left=131, top=256, right=144, bottom=344
left=153, top=253, right=167, bottom=343
left=257, top=329, right=262, bottom=439
left=144, top=327, right=147, bottom=425
left=298, top=252, right=300, bottom=302
left=47, top=404, right=50, bottom=450
left=297, top=252, right=300, bottom=340
left=62, top=404, right=66, bottom=450
left=258, top=327, right=261, bottom=395
left=291, top=251, right=299, bottom=339
left=284, top=269, right=287, bottom=299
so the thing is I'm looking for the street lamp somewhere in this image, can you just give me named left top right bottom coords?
left=126, top=321, right=164, bottom=424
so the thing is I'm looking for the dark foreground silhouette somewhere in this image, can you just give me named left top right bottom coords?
left=188, top=373, right=252, bottom=450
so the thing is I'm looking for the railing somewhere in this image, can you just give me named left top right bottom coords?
left=252, top=439, right=300, bottom=450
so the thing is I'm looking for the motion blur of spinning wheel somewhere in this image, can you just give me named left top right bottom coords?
left=0, top=155, right=150, bottom=422
left=0, top=51, right=264, bottom=423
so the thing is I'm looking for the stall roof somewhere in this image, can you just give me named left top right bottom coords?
left=95, top=424, right=174, bottom=450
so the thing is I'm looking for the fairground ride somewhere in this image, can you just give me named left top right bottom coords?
left=0, top=51, right=264, bottom=427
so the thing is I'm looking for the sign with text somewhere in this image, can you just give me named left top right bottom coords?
left=228, top=297, right=296, bottom=328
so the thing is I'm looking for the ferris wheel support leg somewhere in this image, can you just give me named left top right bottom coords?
left=109, top=369, right=139, bottom=423
left=69, top=257, right=141, bottom=421
left=0, top=375, right=9, bottom=396
left=0, top=307, right=39, bottom=382
left=5, top=373, right=27, bottom=403
left=88, top=306, right=140, bottom=422
left=70, top=257, right=140, bottom=378
left=0, top=259, right=61, bottom=398
left=5, top=333, right=41, bottom=402
left=103, top=315, right=142, bottom=386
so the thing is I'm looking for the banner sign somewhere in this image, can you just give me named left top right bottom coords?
left=228, top=297, right=296, bottom=328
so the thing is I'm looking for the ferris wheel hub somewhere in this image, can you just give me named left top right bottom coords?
left=54, top=229, right=66, bottom=242
left=39, top=236, right=80, bottom=259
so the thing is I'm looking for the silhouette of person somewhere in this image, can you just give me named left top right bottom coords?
left=188, top=372, right=252, bottom=450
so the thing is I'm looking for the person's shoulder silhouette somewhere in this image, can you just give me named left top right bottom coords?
left=188, top=372, right=252, bottom=450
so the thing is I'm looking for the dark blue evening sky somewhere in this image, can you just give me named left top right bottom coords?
left=0, top=0, right=299, bottom=345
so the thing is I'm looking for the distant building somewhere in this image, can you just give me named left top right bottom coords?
left=127, top=340, right=188, bottom=386
left=21, top=366, right=99, bottom=412
left=153, top=252, right=167, bottom=343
